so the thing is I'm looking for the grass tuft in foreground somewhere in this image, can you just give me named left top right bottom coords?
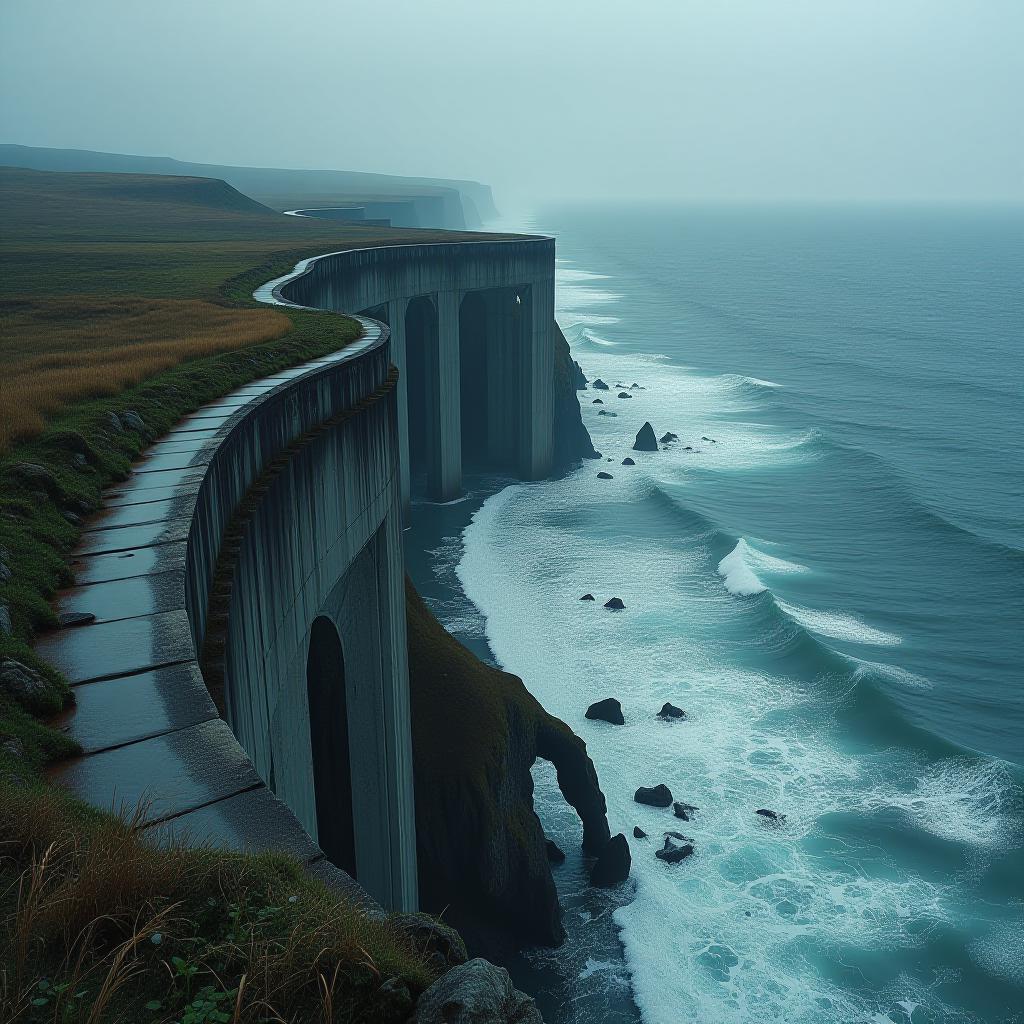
left=0, top=785, right=438, bottom=1023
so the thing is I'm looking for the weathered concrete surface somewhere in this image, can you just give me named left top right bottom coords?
left=38, top=319, right=415, bottom=912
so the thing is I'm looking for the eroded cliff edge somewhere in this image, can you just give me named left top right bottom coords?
left=406, top=581, right=610, bottom=960
left=553, top=321, right=600, bottom=468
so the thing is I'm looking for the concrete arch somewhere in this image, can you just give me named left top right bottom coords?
left=306, top=616, right=356, bottom=878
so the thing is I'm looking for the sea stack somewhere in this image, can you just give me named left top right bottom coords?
left=633, top=422, right=658, bottom=451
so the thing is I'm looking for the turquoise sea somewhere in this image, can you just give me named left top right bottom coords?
left=416, top=204, right=1024, bottom=1024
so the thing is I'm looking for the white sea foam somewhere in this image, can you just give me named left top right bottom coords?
left=776, top=598, right=903, bottom=646
left=859, top=759, right=1019, bottom=849
left=718, top=541, right=768, bottom=596
left=718, top=539, right=808, bottom=597
left=970, top=921, right=1024, bottom=985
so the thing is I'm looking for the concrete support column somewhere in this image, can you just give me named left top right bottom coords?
left=377, top=505, right=419, bottom=911
left=524, top=276, right=555, bottom=479
left=386, top=297, right=411, bottom=516
left=434, top=290, right=463, bottom=501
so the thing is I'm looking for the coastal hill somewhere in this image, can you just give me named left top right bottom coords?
left=0, top=142, right=497, bottom=228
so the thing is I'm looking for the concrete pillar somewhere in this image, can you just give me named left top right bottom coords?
left=434, top=291, right=463, bottom=501
left=377, top=505, right=419, bottom=910
left=387, top=297, right=411, bottom=516
left=524, top=276, right=555, bottom=479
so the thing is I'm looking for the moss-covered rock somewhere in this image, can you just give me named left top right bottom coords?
left=406, top=581, right=610, bottom=960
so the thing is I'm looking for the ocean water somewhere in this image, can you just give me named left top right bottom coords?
left=418, top=204, right=1024, bottom=1024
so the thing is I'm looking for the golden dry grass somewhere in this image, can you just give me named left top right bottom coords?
left=0, top=786, right=435, bottom=1022
left=0, top=296, right=292, bottom=449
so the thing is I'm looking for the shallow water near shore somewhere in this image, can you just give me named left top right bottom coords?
left=410, top=203, right=1024, bottom=1024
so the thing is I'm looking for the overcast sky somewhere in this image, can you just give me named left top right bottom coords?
left=1, top=0, right=1021, bottom=203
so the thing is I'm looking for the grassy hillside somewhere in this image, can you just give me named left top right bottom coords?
left=0, top=167, right=508, bottom=449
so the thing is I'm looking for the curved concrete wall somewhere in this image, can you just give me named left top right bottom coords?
left=40, top=235, right=557, bottom=920
left=40, top=319, right=417, bottom=912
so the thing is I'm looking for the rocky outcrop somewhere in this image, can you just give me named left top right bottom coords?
left=657, top=702, right=686, bottom=720
left=590, top=833, right=631, bottom=888
left=406, top=581, right=610, bottom=961
left=585, top=698, right=624, bottom=725
left=412, top=959, right=542, bottom=1024
left=552, top=323, right=599, bottom=469
left=634, top=784, right=673, bottom=807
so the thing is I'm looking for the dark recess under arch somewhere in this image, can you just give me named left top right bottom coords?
left=306, top=616, right=357, bottom=878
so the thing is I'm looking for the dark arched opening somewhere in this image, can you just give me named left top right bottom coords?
left=459, top=291, right=489, bottom=466
left=405, top=296, right=439, bottom=489
left=306, top=616, right=356, bottom=877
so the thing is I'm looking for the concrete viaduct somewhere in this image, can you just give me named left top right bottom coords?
left=39, top=235, right=558, bottom=914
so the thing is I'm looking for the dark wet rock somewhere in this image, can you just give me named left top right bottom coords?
left=377, top=977, right=414, bottom=1017
left=105, top=411, right=125, bottom=433
left=631, top=383, right=642, bottom=389
left=656, top=835, right=694, bottom=864
left=621, top=459, right=635, bottom=468
left=585, top=698, right=624, bottom=725
left=606, top=457, right=613, bottom=462
left=673, top=802, right=699, bottom=821
left=412, top=958, right=542, bottom=1024
left=391, top=913, right=468, bottom=970
left=572, top=360, right=588, bottom=390
left=593, top=450, right=603, bottom=459
left=634, top=784, right=673, bottom=807
left=702, top=436, right=717, bottom=443
left=590, top=833, right=631, bottom=888
left=597, top=471, right=613, bottom=479
left=684, top=446, right=694, bottom=451
left=121, top=410, right=147, bottom=434
left=554, top=324, right=600, bottom=466
left=545, top=839, right=566, bottom=865
left=756, top=808, right=786, bottom=825
left=62, top=511, right=81, bottom=526
left=592, top=378, right=610, bottom=391
left=617, top=391, right=633, bottom=399
left=633, top=826, right=648, bottom=839
left=72, top=453, right=88, bottom=469
left=603, top=597, right=625, bottom=610
left=592, top=398, right=604, bottom=404
left=657, top=702, right=687, bottom=720
left=597, top=410, right=617, bottom=417
left=0, top=546, right=10, bottom=585
left=58, top=611, right=96, bottom=629
left=580, top=593, right=596, bottom=602
left=659, top=432, right=679, bottom=444
left=633, top=422, right=658, bottom=452
left=664, top=830, right=687, bottom=841
left=10, top=463, right=61, bottom=499
left=0, top=658, right=48, bottom=705
left=0, top=606, right=11, bottom=636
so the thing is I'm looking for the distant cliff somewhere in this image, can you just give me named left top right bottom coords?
left=406, top=581, right=610, bottom=959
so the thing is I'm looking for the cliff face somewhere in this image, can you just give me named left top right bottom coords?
left=405, top=581, right=610, bottom=960
left=552, top=322, right=599, bottom=469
